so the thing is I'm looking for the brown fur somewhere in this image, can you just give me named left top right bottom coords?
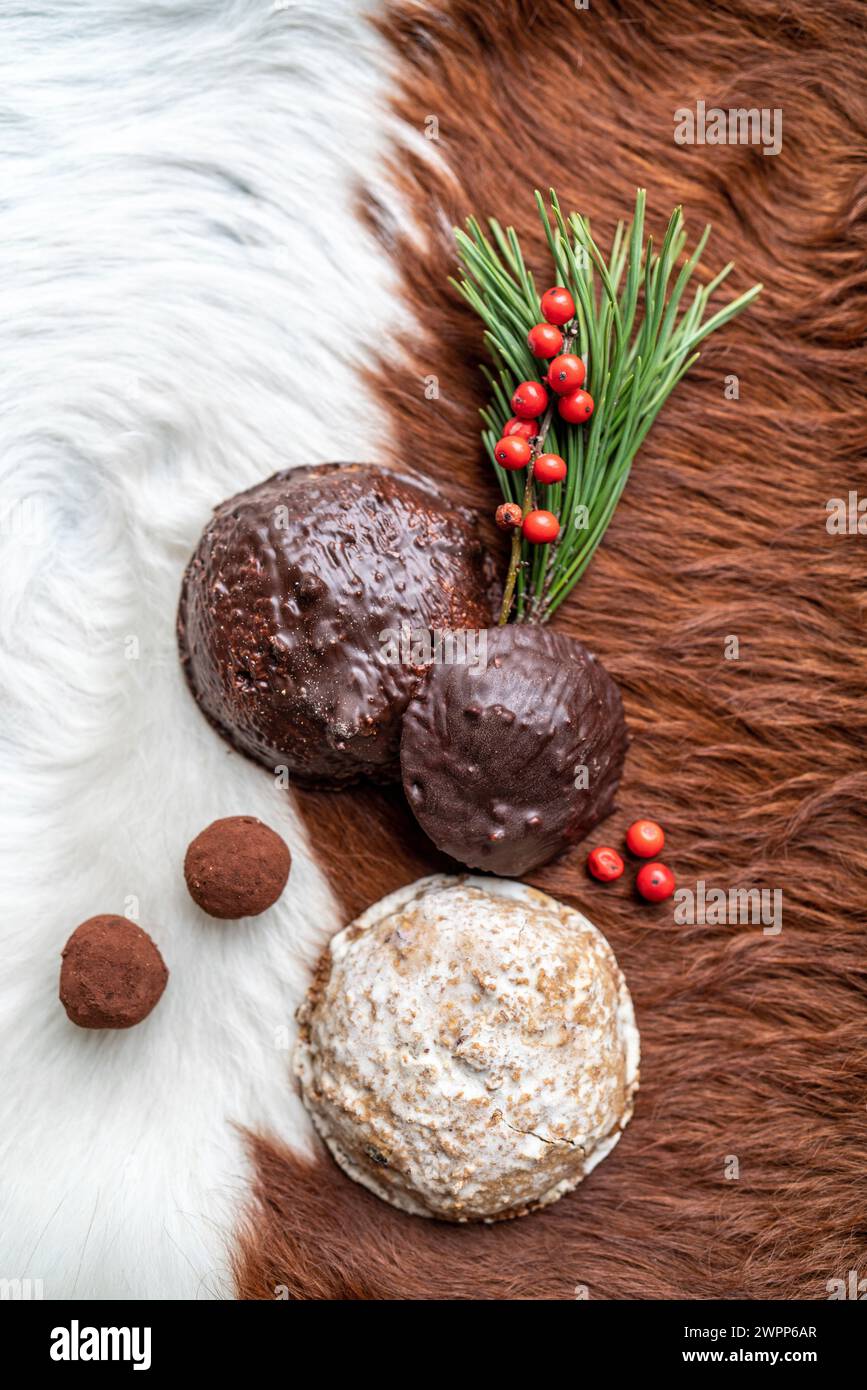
left=235, top=0, right=867, bottom=1299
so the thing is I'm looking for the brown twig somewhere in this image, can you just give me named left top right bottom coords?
left=497, top=329, right=576, bottom=626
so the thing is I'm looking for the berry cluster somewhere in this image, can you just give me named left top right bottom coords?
left=587, top=819, right=676, bottom=903
left=492, top=285, right=595, bottom=545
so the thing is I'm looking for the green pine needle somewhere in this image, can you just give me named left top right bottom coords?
left=452, top=188, right=762, bottom=623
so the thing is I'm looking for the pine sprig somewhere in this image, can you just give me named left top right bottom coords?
left=452, top=189, right=762, bottom=623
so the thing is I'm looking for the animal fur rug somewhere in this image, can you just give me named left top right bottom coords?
left=2, top=0, right=865, bottom=1302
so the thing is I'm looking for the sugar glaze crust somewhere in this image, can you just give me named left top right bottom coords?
left=295, top=875, right=640, bottom=1222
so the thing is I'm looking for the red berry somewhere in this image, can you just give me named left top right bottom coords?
left=587, top=846, right=624, bottom=882
left=527, top=323, right=563, bottom=358
left=547, top=353, right=586, bottom=395
left=558, top=388, right=595, bottom=424
left=540, top=286, right=576, bottom=326
left=494, top=436, right=531, bottom=469
left=626, top=819, right=665, bottom=858
left=503, top=416, right=537, bottom=440
left=522, top=509, right=560, bottom=544
left=533, top=452, right=567, bottom=485
left=511, top=380, right=548, bottom=419
left=636, top=862, right=676, bottom=903
left=495, top=502, right=523, bottom=531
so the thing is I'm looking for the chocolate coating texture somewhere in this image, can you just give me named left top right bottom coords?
left=59, top=915, right=168, bottom=1029
left=178, top=464, right=495, bottom=787
left=400, top=625, right=628, bottom=876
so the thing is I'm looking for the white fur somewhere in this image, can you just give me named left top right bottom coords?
left=0, top=0, right=409, bottom=1299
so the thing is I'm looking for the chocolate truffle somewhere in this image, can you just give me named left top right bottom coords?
left=295, top=875, right=640, bottom=1222
left=184, top=815, right=291, bottom=918
left=177, top=463, right=496, bottom=788
left=59, top=915, right=168, bottom=1029
left=400, top=624, right=627, bottom=877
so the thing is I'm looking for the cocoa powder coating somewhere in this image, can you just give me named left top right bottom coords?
left=184, top=815, right=291, bottom=919
left=59, top=915, right=168, bottom=1029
